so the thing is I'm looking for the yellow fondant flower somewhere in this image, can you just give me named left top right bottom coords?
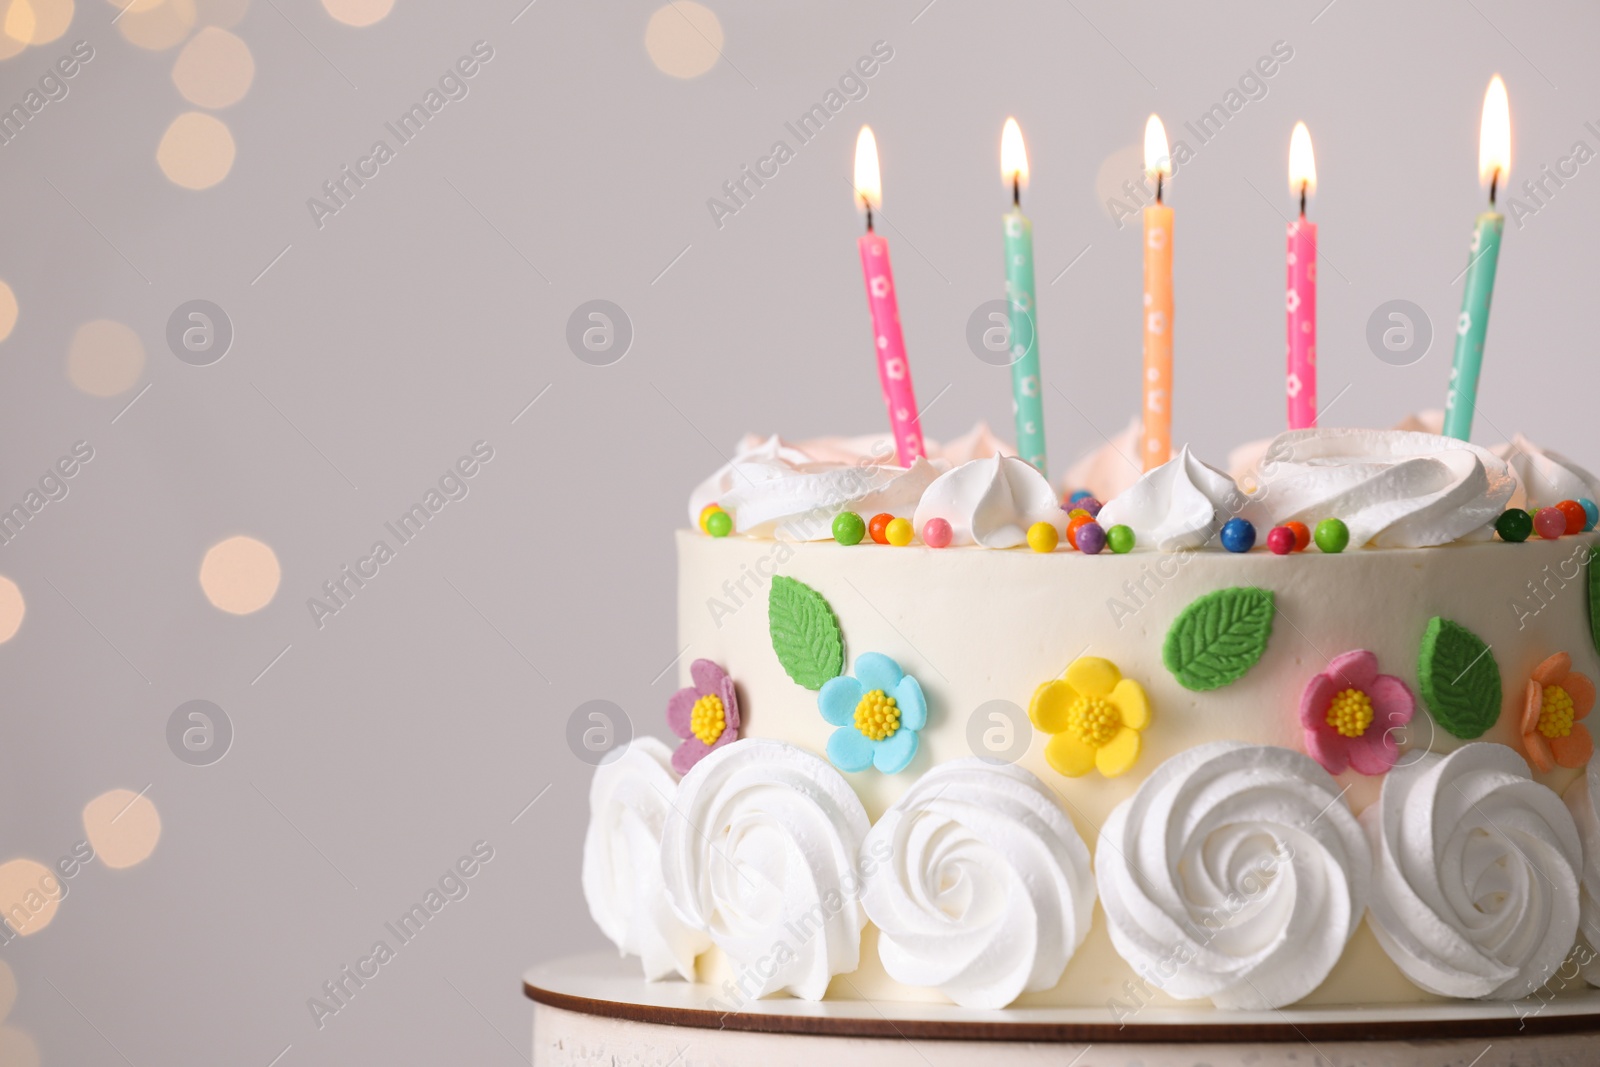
left=1029, top=657, right=1150, bottom=778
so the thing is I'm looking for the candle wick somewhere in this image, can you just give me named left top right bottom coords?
left=1299, top=181, right=1307, bottom=218
left=1489, top=168, right=1499, bottom=207
left=1012, top=174, right=1020, bottom=207
left=1156, top=173, right=1163, bottom=204
left=865, top=201, right=874, bottom=232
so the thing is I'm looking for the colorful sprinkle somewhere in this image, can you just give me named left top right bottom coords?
left=1107, top=524, right=1135, bottom=554
left=1066, top=513, right=1094, bottom=549
left=869, top=513, right=894, bottom=545
left=832, top=511, right=866, bottom=546
left=885, top=517, right=914, bottom=546
left=1027, top=521, right=1059, bottom=553
left=1314, top=518, right=1349, bottom=554
left=706, top=510, right=733, bottom=538
left=698, top=503, right=723, bottom=533
left=922, top=518, right=952, bottom=548
left=1535, top=506, right=1567, bottom=540
left=1220, top=517, right=1256, bottom=553
left=1067, top=508, right=1090, bottom=521
left=1068, top=489, right=1093, bottom=505
left=1495, top=508, right=1533, bottom=543
left=1556, top=500, right=1588, bottom=536
left=1077, top=521, right=1106, bottom=555
left=1580, top=498, right=1599, bottom=531
left=1078, top=496, right=1103, bottom=518
left=1285, top=520, right=1311, bottom=552
left=1267, top=525, right=1295, bottom=555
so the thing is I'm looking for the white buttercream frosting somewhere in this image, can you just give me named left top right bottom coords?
left=1495, top=433, right=1600, bottom=512
left=658, top=739, right=870, bottom=1001
left=1241, top=428, right=1514, bottom=548
left=1365, top=744, right=1582, bottom=999
left=1095, top=446, right=1246, bottom=551
left=581, top=737, right=711, bottom=981
left=1095, top=742, right=1369, bottom=1009
left=1562, top=761, right=1600, bottom=986
left=912, top=455, right=1063, bottom=548
left=859, top=760, right=1095, bottom=1009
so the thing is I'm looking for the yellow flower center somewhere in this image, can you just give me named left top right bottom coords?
left=690, top=694, right=726, bottom=746
left=854, top=689, right=900, bottom=741
left=1325, top=688, right=1374, bottom=739
left=1539, top=684, right=1576, bottom=739
left=1067, top=696, right=1122, bottom=748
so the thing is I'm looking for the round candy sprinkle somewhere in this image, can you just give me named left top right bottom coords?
left=1535, top=506, right=1567, bottom=540
left=1495, top=508, right=1533, bottom=543
left=1581, top=498, right=1599, bottom=531
left=1068, top=489, right=1093, bottom=504
left=1077, top=521, right=1107, bottom=555
left=1066, top=513, right=1095, bottom=549
left=922, top=517, right=953, bottom=548
left=1079, top=496, right=1103, bottom=518
left=1314, top=518, right=1350, bottom=554
left=832, top=511, right=866, bottom=546
left=698, top=503, right=723, bottom=533
left=885, top=517, right=914, bottom=546
left=1556, top=499, right=1588, bottom=536
left=1067, top=508, right=1090, bottom=521
left=706, top=510, right=733, bottom=538
left=1285, top=520, right=1311, bottom=553
left=1027, top=521, right=1059, bottom=553
left=1220, top=517, right=1256, bottom=553
left=1267, top=525, right=1296, bottom=555
left=1107, top=524, right=1135, bottom=554
left=868, top=512, right=894, bottom=545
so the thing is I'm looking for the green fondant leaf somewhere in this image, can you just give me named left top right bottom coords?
left=1162, top=587, right=1276, bottom=691
left=1588, top=545, right=1600, bottom=657
left=1417, top=616, right=1502, bottom=740
left=769, top=576, right=843, bottom=691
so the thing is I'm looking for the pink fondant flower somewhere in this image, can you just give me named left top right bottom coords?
left=666, top=659, right=741, bottom=775
left=1299, top=650, right=1415, bottom=776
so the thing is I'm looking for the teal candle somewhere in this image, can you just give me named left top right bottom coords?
left=1003, top=208, right=1045, bottom=470
left=1442, top=212, right=1503, bottom=441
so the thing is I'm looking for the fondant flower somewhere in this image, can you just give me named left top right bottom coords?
left=1521, top=652, right=1595, bottom=772
left=666, top=659, right=741, bottom=775
left=1299, top=650, right=1415, bottom=776
left=1029, top=657, right=1149, bottom=778
left=818, top=653, right=927, bottom=774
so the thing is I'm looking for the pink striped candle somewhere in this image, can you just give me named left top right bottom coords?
left=853, top=126, right=925, bottom=466
left=1286, top=122, right=1318, bottom=429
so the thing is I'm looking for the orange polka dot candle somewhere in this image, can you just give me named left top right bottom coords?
left=853, top=126, right=925, bottom=467
left=1141, top=115, right=1174, bottom=471
left=1286, top=121, right=1318, bottom=430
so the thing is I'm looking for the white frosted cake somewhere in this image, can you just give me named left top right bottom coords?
left=582, top=422, right=1600, bottom=1014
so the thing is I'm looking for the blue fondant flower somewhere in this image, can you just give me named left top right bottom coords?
left=818, top=652, right=927, bottom=774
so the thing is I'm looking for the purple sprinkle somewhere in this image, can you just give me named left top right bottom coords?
left=1077, top=521, right=1107, bottom=555
left=1080, top=496, right=1103, bottom=518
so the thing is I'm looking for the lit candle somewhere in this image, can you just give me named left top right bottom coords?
left=853, top=126, right=926, bottom=467
left=1286, top=121, right=1318, bottom=430
left=1443, top=75, right=1510, bottom=441
left=1141, top=115, right=1174, bottom=470
left=1000, top=117, right=1046, bottom=473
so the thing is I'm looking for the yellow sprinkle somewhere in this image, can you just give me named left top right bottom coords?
left=1539, top=684, right=1576, bottom=739
left=1325, top=688, right=1374, bottom=739
left=854, top=689, right=900, bottom=741
left=1067, top=695, right=1121, bottom=747
left=690, top=693, right=726, bottom=746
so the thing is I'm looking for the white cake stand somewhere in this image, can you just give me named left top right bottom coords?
left=525, top=953, right=1600, bottom=1066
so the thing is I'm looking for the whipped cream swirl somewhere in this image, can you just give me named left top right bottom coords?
left=1564, top=761, right=1600, bottom=986
left=1365, top=744, right=1581, bottom=999
left=912, top=455, right=1062, bottom=548
left=1095, top=742, right=1369, bottom=1009
left=1495, top=433, right=1600, bottom=513
left=659, top=739, right=870, bottom=1001
left=860, top=760, right=1095, bottom=1009
left=581, top=738, right=710, bottom=981
left=1241, top=428, right=1514, bottom=548
left=1095, top=446, right=1246, bottom=551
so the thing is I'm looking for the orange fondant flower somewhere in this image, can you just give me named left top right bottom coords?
left=1520, top=653, right=1595, bottom=772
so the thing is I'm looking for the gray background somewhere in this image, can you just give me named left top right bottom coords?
left=4, top=0, right=1596, bottom=1063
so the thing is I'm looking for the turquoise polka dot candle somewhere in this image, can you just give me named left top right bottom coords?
left=1443, top=76, right=1510, bottom=442
left=1001, top=117, right=1047, bottom=474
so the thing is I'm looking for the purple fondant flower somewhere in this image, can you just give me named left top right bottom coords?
left=666, top=659, right=741, bottom=774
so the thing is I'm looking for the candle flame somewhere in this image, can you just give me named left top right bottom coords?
left=1479, top=75, right=1510, bottom=188
left=1143, top=114, right=1171, bottom=179
left=853, top=125, right=882, bottom=213
left=1288, top=121, right=1316, bottom=199
left=1000, top=117, right=1029, bottom=189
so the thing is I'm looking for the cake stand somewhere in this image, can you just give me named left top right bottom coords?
left=525, top=953, right=1600, bottom=1065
